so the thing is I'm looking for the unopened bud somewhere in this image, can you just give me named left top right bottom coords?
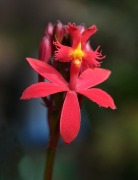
left=44, top=23, right=54, bottom=37
left=77, top=23, right=86, bottom=34
left=84, top=41, right=93, bottom=52
left=53, top=20, right=64, bottom=43
left=39, top=34, right=53, bottom=63
left=64, top=28, right=70, bottom=39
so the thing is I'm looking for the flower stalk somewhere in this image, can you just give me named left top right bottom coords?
left=20, top=21, right=117, bottom=180
left=44, top=112, right=60, bottom=180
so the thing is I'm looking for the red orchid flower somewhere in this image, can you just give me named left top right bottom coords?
left=21, top=58, right=116, bottom=144
left=54, top=23, right=105, bottom=70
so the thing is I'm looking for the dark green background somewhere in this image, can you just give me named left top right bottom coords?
left=0, top=0, right=138, bottom=179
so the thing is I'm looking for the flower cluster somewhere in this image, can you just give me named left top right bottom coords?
left=54, top=23, right=105, bottom=70
left=21, top=21, right=116, bottom=144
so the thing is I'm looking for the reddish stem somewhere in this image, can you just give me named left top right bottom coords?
left=44, top=112, right=60, bottom=180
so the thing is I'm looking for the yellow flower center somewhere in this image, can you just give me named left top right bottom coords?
left=70, top=43, right=84, bottom=60
left=74, top=59, right=81, bottom=66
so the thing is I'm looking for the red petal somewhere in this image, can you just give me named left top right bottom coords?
left=26, top=58, right=68, bottom=86
left=54, top=39, right=72, bottom=62
left=66, top=23, right=81, bottom=49
left=60, top=91, right=80, bottom=144
left=81, top=25, right=97, bottom=49
left=77, top=88, right=116, bottom=109
left=20, top=82, right=69, bottom=100
left=77, top=68, right=111, bottom=89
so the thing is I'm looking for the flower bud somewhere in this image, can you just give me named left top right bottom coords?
left=77, top=23, right=86, bottom=34
left=44, top=23, right=54, bottom=37
left=39, top=34, right=53, bottom=63
left=64, top=28, right=70, bottom=39
left=84, top=41, right=93, bottom=51
left=63, top=28, right=72, bottom=47
left=53, top=20, right=64, bottom=43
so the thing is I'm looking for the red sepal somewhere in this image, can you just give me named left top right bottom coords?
left=77, top=68, right=111, bottom=90
left=60, top=91, right=80, bottom=144
left=76, top=88, right=116, bottom=109
left=20, top=82, right=69, bottom=100
left=26, top=58, right=68, bottom=86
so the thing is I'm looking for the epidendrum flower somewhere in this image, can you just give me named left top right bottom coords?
left=21, top=58, right=116, bottom=144
left=54, top=23, right=105, bottom=70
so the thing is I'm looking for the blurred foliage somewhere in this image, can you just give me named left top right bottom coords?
left=0, top=0, right=138, bottom=179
